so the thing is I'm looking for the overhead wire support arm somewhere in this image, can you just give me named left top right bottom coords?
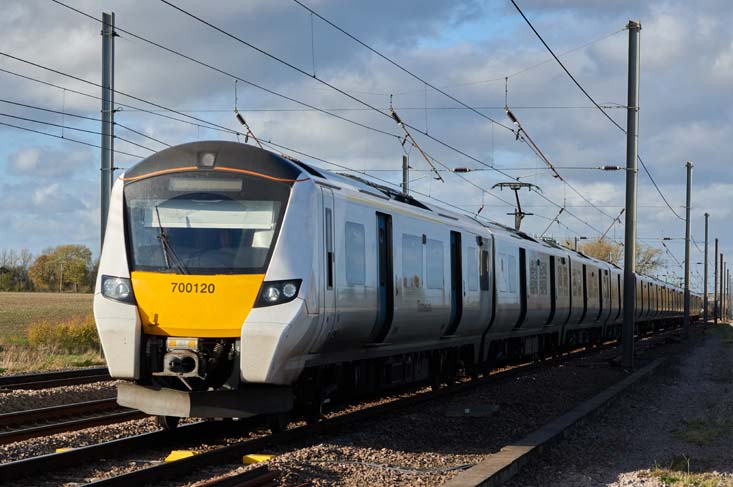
left=540, top=207, right=564, bottom=238
left=599, top=208, right=625, bottom=241
left=390, top=98, right=444, bottom=183
left=505, top=108, right=560, bottom=180
left=234, top=110, right=263, bottom=149
left=492, top=181, right=541, bottom=231
left=506, top=107, right=616, bottom=222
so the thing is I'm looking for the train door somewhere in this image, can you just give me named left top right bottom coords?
left=616, top=274, right=622, bottom=320
left=445, top=231, right=463, bottom=336
left=514, top=248, right=528, bottom=329
left=371, top=212, right=394, bottom=343
left=597, top=271, right=603, bottom=321
left=580, top=264, right=588, bottom=322
left=310, top=187, right=336, bottom=352
left=546, top=256, right=556, bottom=325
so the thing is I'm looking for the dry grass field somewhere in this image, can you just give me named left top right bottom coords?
left=0, top=292, right=93, bottom=341
left=0, top=292, right=101, bottom=372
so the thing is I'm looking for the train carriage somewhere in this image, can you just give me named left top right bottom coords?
left=94, top=141, right=699, bottom=428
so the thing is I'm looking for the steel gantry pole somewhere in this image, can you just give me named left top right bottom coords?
left=704, top=213, right=709, bottom=322
left=622, top=20, right=641, bottom=370
left=714, top=238, right=719, bottom=323
left=100, top=12, right=116, bottom=249
left=721, top=258, right=725, bottom=322
left=683, top=161, right=693, bottom=338
left=725, top=269, right=730, bottom=321
left=721, top=253, right=725, bottom=324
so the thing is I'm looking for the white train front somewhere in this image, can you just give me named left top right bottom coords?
left=94, top=141, right=699, bottom=427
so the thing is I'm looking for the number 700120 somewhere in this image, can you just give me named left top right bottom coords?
left=170, top=282, right=216, bottom=294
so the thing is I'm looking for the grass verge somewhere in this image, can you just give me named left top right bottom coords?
left=646, top=456, right=733, bottom=486
left=0, top=314, right=104, bottom=373
left=0, top=291, right=93, bottom=340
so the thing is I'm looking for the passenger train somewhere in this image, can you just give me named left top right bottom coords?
left=94, top=141, right=701, bottom=429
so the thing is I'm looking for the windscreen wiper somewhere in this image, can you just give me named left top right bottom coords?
left=154, top=206, right=188, bottom=274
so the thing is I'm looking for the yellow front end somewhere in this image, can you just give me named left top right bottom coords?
left=132, top=271, right=265, bottom=337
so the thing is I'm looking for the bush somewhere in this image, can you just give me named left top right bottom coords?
left=27, top=314, right=99, bottom=353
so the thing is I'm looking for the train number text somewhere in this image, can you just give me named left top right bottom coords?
left=170, top=282, right=216, bottom=294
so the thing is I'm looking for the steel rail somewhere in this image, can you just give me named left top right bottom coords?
left=0, top=367, right=110, bottom=390
left=0, top=399, right=145, bottom=444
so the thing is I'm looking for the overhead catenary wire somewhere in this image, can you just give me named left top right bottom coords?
left=0, top=66, right=237, bottom=135
left=151, top=0, right=607, bottom=235
left=38, top=3, right=600, bottom=235
left=50, top=0, right=551, bottom=207
left=0, top=110, right=159, bottom=154
left=114, top=121, right=172, bottom=148
left=0, top=97, right=101, bottom=122
left=49, top=0, right=543, bottom=211
left=0, top=119, right=144, bottom=159
left=290, top=0, right=514, bottom=132
left=509, top=0, right=685, bottom=222
left=289, top=0, right=611, bottom=234
left=152, top=0, right=528, bottom=182
left=0, top=51, right=524, bottom=224
left=50, top=0, right=605, bottom=233
left=49, top=0, right=401, bottom=141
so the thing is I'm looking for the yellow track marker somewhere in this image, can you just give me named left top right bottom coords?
left=165, top=450, right=197, bottom=462
left=55, top=447, right=74, bottom=453
left=242, top=454, right=273, bottom=465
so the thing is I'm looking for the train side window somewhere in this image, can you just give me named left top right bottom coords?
left=507, top=254, right=517, bottom=293
left=538, top=259, right=548, bottom=295
left=345, top=222, right=365, bottom=286
left=529, top=256, right=539, bottom=295
left=402, top=234, right=423, bottom=288
left=467, top=246, right=478, bottom=291
left=426, top=239, right=444, bottom=289
left=480, top=250, right=490, bottom=291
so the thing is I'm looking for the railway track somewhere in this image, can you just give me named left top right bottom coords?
left=0, top=398, right=145, bottom=444
left=0, top=329, right=679, bottom=486
left=197, top=466, right=281, bottom=487
left=0, top=327, right=684, bottom=485
left=0, top=367, right=111, bottom=391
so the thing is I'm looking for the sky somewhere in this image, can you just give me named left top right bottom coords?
left=0, top=0, right=731, bottom=292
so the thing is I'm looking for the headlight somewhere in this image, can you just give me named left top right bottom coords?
left=263, top=286, right=281, bottom=303
left=255, top=279, right=302, bottom=307
left=101, top=275, right=135, bottom=304
left=282, top=282, right=298, bottom=299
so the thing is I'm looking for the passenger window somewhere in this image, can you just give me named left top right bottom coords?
left=467, top=246, right=478, bottom=291
left=345, top=222, right=365, bottom=285
left=426, top=239, right=444, bottom=289
left=507, top=254, right=517, bottom=293
left=529, top=257, right=539, bottom=295
left=402, top=234, right=423, bottom=288
left=538, top=259, right=548, bottom=295
left=499, top=255, right=507, bottom=292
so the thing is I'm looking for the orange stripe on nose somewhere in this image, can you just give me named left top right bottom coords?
left=120, top=166, right=309, bottom=183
